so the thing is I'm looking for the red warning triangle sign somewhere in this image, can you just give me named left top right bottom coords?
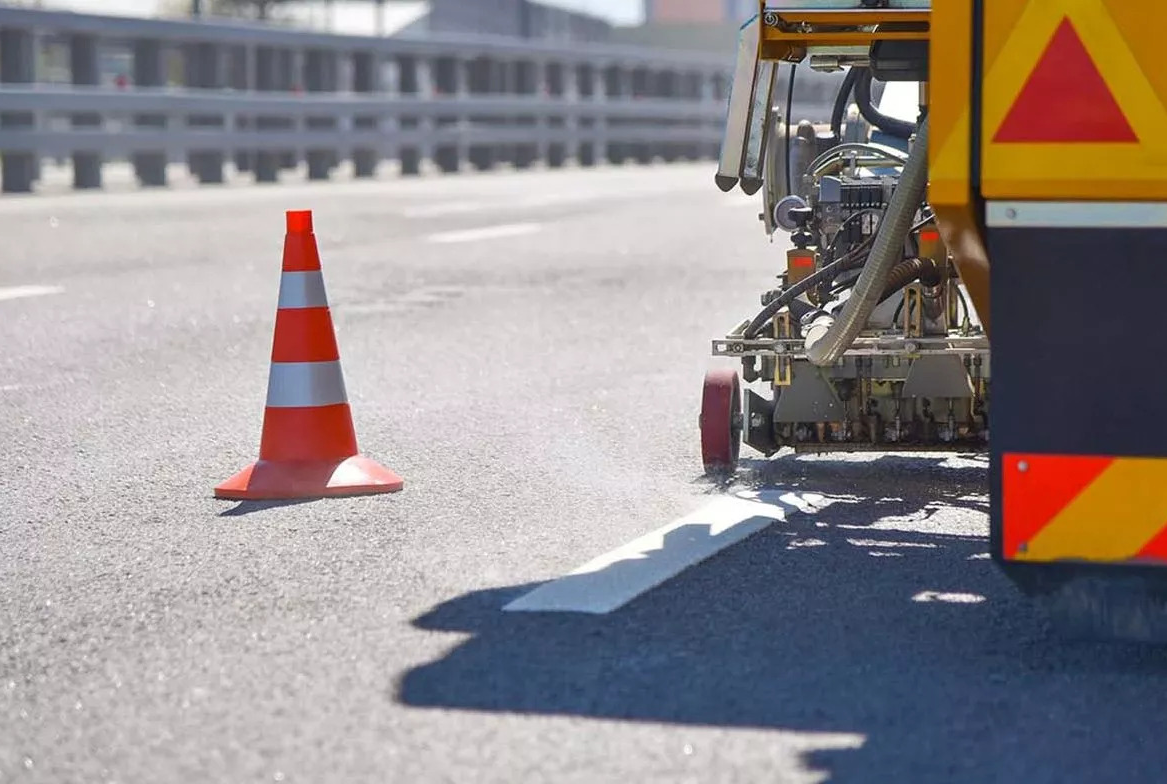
left=994, top=17, right=1138, bottom=144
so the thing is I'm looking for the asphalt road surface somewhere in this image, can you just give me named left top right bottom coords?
left=2, top=162, right=1167, bottom=784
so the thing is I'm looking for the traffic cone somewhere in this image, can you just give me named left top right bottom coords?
left=214, top=209, right=404, bottom=501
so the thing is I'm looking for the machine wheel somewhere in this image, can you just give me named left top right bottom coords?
left=700, top=367, right=743, bottom=475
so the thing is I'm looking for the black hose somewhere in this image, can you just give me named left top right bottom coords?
left=877, top=257, right=941, bottom=305
left=853, top=68, right=916, bottom=140
left=830, top=67, right=860, bottom=139
left=745, top=214, right=935, bottom=339
left=784, top=62, right=797, bottom=196
left=787, top=298, right=815, bottom=323
left=744, top=238, right=874, bottom=339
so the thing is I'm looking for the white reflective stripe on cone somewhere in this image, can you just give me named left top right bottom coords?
left=266, top=361, right=349, bottom=408
left=277, top=271, right=330, bottom=309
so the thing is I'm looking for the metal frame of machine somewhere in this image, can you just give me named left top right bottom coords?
left=704, top=0, right=985, bottom=471
left=704, top=0, right=1167, bottom=641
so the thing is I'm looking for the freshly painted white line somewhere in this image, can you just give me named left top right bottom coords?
left=912, top=591, right=986, bottom=604
left=504, top=491, right=828, bottom=615
left=427, top=223, right=543, bottom=244
left=404, top=185, right=690, bottom=219
left=0, top=285, right=64, bottom=302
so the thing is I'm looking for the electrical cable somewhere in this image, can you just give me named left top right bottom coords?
left=824, top=208, right=884, bottom=263
left=744, top=236, right=875, bottom=339
left=747, top=213, right=937, bottom=340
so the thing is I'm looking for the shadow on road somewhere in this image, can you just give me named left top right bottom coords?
left=395, top=453, right=1167, bottom=782
left=216, top=498, right=319, bottom=517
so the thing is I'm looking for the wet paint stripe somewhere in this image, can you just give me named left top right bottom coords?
left=503, top=494, right=818, bottom=615
left=426, top=223, right=543, bottom=244
left=0, top=285, right=64, bottom=302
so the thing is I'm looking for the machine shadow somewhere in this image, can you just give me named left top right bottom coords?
left=396, top=453, right=1167, bottom=782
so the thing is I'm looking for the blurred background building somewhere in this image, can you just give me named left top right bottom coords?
left=1, top=0, right=619, bottom=43
left=0, top=1, right=762, bottom=46
left=643, top=0, right=754, bottom=24
left=612, top=0, right=756, bottom=53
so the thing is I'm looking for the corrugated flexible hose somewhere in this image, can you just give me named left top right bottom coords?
left=805, top=115, right=931, bottom=368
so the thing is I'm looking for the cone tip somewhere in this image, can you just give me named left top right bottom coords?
left=286, top=210, right=313, bottom=235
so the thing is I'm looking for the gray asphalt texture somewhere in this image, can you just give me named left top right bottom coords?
left=2, top=162, right=1167, bottom=784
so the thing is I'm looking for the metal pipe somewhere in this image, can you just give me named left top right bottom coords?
left=805, top=115, right=930, bottom=367
left=808, top=141, right=909, bottom=172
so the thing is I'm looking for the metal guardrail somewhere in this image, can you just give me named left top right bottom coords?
left=0, top=6, right=839, bottom=194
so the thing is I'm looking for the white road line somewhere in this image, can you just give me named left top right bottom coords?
left=426, top=223, right=543, bottom=244
left=504, top=491, right=828, bottom=615
left=402, top=200, right=486, bottom=218
left=0, top=285, right=64, bottom=302
left=402, top=185, right=691, bottom=219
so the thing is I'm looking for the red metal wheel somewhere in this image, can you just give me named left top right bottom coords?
left=700, top=367, right=742, bottom=475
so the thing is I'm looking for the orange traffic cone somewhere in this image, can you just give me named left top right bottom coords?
left=214, top=209, right=404, bottom=501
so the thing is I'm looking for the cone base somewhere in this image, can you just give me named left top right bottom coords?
left=214, top=454, right=404, bottom=501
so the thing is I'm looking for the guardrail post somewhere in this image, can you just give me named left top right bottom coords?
left=232, top=43, right=253, bottom=174
left=183, top=41, right=225, bottom=184
left=131, top=38, right=168, bottom=187
left=1, top=27, right=37, bottom=193
left=351, top=50, right=379, bottom=179
left=545, top=60, right=566, bottom=169
left=69, top=33, right=102, bottom=189
left=631, top=67, right=651, bottom=164
left=575, top=64, right=597, bottom=167
left=396, top=54, right=422, bottom=176
left=466, top=56, right=494, bottom=172
left=513, top=59, right=538, bottom=170
left=254, top=46, right=296, bottom=184
left=605, top=66, right=628, bottom=165
left=281, top=49, right=301, bottom=172
left=679, top=71, right=699, bottom=161
left=304, top=47, right=339, bottom=181
left=432, top=55, right=461, bottom=174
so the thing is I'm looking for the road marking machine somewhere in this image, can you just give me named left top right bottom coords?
left=707, top=0, right=1167, bottom=641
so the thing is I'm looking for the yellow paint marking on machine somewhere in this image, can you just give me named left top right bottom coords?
left=759, top=6, right=930, bottom=62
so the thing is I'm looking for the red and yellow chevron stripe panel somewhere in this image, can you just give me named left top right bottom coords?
left=1002, top=453, right=1167, bottom=563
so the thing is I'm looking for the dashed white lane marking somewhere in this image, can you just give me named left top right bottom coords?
left=0, top=285, right=64, bottom=302
left=504, top=491, right=827, bottom=615
left=912, top=591, right=986, bottom=604
left=403, top=185, right=693, bottom=219
left=426, top=223, right=543, bottom=244
left=403, top=200, right=485, bottom=218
